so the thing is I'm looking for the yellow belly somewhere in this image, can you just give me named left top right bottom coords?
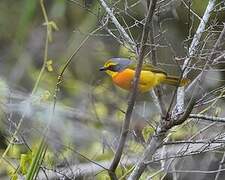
left=112, top=69, right=166, bottom=93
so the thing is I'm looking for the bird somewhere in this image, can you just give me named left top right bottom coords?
left=99, top=58, right=189, bottom=93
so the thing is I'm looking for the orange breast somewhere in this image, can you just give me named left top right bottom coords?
left=112, top=68, right=167, bottom=92
left=112, top=69, right=135, bottom=90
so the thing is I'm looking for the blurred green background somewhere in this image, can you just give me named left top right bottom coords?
left=0, top=0, right=224, bottom=179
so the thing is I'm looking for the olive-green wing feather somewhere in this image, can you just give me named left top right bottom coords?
left=128, top=63, right=167, bottom=75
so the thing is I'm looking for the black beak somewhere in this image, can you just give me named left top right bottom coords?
left=99, top=66, right=108, bottom=71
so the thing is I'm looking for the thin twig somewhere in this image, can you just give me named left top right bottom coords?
left=189, top=114, right=225, bottom=123
left=186, top=23, right=225, bottom=93
left=98, top=0, right=136, bottom=51
left=38, top=157, right=137, bottom=179
left=25, top=1, right=52, bottom=178
left=214, top=152, right=225, bottom=180
left=181, top=0, right=202, bottom=21
left=167, top=169, right=225, bottom=174
left=53, top=26, right=102, bottom=113
left=148, top=15, right=166, bottom=116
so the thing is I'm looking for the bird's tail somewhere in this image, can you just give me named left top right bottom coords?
left=162, top=75, right=190, bottom=87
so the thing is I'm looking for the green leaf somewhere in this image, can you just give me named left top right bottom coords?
left=46, top=60, right=53, bottom=72
left=142, top=125, right=154, bottom=142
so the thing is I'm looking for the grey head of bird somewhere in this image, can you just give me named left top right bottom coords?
left=99, top=58, right=132, bottom=72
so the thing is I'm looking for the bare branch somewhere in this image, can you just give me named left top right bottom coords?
left=186, top=23, right=225, bottom=93
left=181, top=0, right=202, bottom=21
left=152, top=139, right=225, bottom=164
left=176, top=0, right=217, bottom=114
left=148, top=15, right=167, bottom=116
left=215, top=152, right=225, bottom=180
left=38, top=157, right=137, bottom=179
left=189, top=114, right=225, bottom=123
left=98, top=0, right=136, bottom=51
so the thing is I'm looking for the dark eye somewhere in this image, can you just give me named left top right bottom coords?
left=108, top=65, right=117, bottom=72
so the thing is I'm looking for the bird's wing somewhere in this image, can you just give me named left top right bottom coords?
left=128, top=63, right=167, bottom=75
